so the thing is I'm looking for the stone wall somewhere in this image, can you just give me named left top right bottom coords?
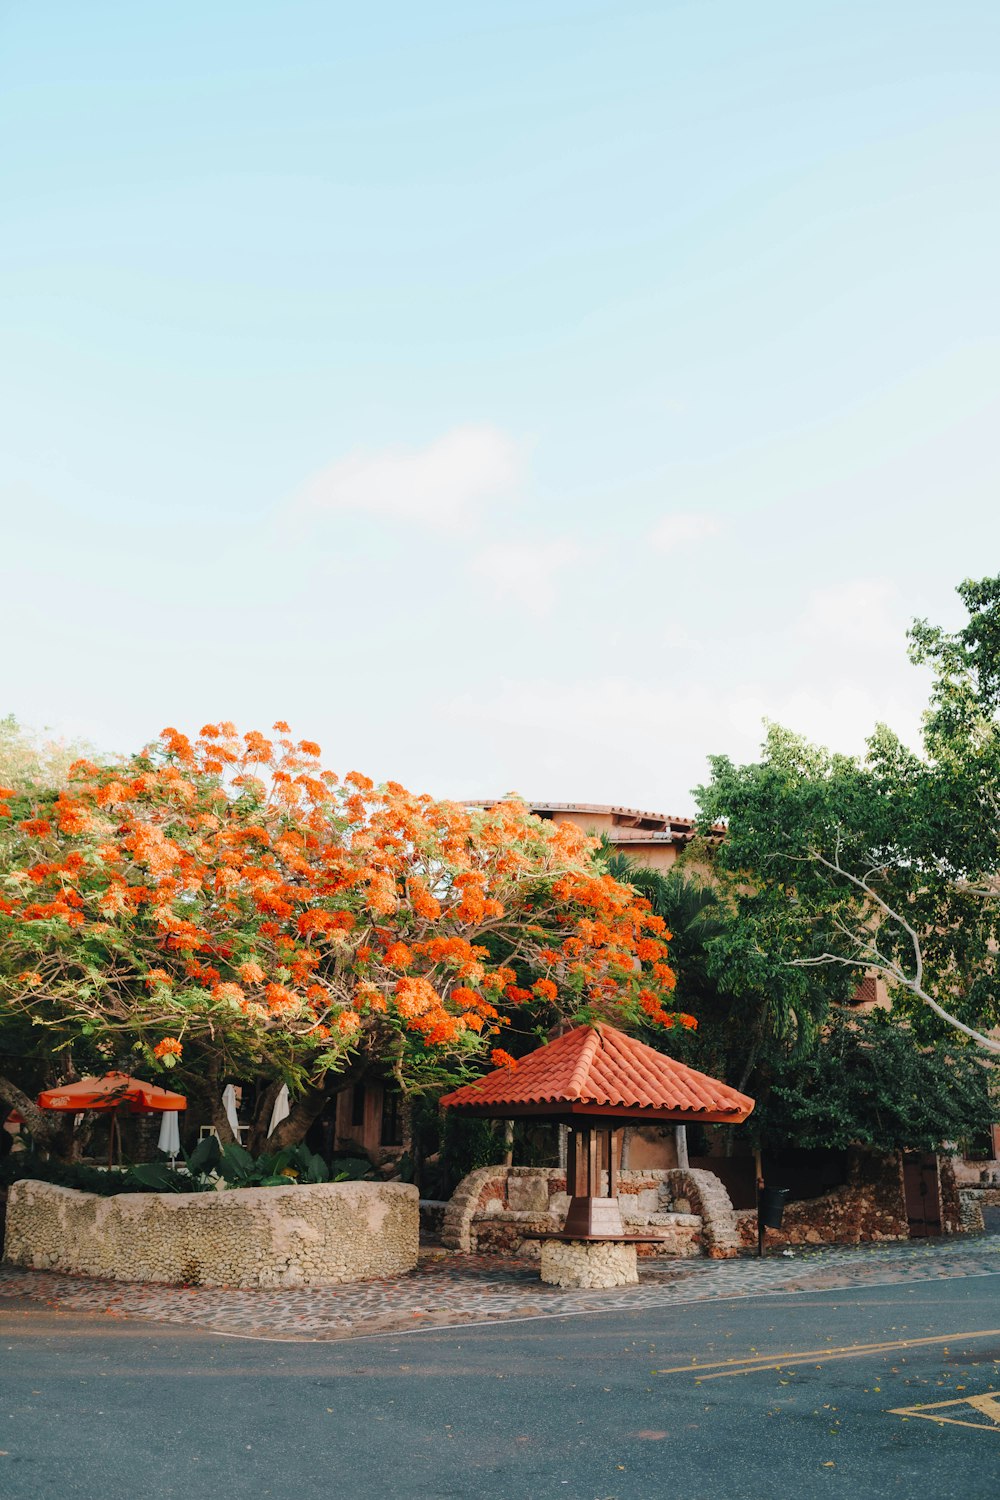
left=958, top=1189, right=986, bottom=1234
left=736, top=1152, right=909, bottom=1250
left=665, top=1168, right=742, bottom=1258
left=4, top=1178, right=419, bottom=1288
left=441, top=1164, right=741, bottom=1259
left=938, top=1155, right=963, bottom=1234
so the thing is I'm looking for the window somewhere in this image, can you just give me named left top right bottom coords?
left=351, top=1085, right=365, bottom=1129
left=380, top=1088, right=403, bottom=1147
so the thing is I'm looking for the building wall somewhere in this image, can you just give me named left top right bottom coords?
left=333, top=1081, right=406, bottom=1163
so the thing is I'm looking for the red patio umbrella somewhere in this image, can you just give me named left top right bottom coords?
left=37, top=1072, right=187, bottom=1165
left=37, top=1072, right=186, bottom=1113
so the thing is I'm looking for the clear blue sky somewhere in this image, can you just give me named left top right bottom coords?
left=2, top=2, right=998, bottom=809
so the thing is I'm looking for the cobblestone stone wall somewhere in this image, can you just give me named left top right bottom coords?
left=938, top=1155, right=963, bottom=1234
left=735, top=1153, right=909, bottom=1249
left=4, top=1178, right=419, bottom=1288
left=441, top=1164, right=740, bottom=1258
left=958, top=1188, right=986, bottom=1233
left=662, top=1168, right=741, bottom=1258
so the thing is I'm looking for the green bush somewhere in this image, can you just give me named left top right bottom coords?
left=0, top=1152, right=146, bottom=1197
left=2, top=1138, right=375, bottom=1196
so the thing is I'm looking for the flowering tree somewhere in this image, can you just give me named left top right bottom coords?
left=0, top=723, right=688, bottom=1148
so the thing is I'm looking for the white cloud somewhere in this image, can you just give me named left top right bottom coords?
left=294, top=424, right=521, bottom=529
left=469, top=538, right=581, bottom=614
left=650, top=512, right=722, bottom=552
left=798, top=577, right=902, bottom=653
left=444, top=643, right=928, bottom=812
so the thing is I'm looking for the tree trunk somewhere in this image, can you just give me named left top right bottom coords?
left=179, top=1063, right=225, bottom=1152
left=0, top=1073, right=61, bottom=1148
left=247, top=1081, right=285, bottom=1155
left=620, top=1125, right=633, bottom=1171
left=674, top=1124, right=690, bottom=1171
left=265, top=1082, right=329, bottom=1151
left=209, top=1092, right=238, bottom=1147
left=411, top=1103, right=425, bottom=1192
left=503, top=1119, right=514, bottom=1167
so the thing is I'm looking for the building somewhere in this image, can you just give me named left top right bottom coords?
left=470, top=801, right=725, bottom=872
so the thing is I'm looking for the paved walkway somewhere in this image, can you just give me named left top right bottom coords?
left=2, top=1233, right=998, bottom=1342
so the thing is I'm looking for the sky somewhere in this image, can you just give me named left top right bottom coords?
left=2, top=1, right=999, bottom=813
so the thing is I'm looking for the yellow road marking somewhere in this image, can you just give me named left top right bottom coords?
left=889, top=1392, right=1000, bottom=1433
left=653, top=1328, right=1000, bottom=1380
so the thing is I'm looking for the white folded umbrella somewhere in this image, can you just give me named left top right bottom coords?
left=222, top=1084, right=241, bottom=1139
left=267, top=1083, right=291, bottom=1139
left=157, top=1110, right=180, bottom=1156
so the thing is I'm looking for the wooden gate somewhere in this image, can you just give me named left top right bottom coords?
left=903, top=1152, right=942, bottom=1237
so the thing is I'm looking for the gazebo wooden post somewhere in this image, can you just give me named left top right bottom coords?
left=607, top=1127, right=619, bottom=1199
left=585, top=1126, right=599, bottom=1197
left=563, top=1120, right=626, bottom=1238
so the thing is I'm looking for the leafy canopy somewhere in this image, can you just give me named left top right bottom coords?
left=0, top=721, right=687, bottom=1095
left=698, top=575, right=1000, bottom=1052
left=760, top=1008, right=994, bottom=1153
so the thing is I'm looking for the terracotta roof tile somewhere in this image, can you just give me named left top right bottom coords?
left=440, top=1025, right=754, bottom=1123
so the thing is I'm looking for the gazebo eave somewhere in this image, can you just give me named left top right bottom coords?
left=442, top=1100, right=753, bottom=1125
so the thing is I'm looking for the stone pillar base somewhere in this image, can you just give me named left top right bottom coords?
left=539, top=1238, right=638, bottom=1289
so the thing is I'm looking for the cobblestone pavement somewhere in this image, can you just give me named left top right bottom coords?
left=1, top=1234, right=997, bottom=1343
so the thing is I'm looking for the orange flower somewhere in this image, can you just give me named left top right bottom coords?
left=408, top=878, right=442, bottom=922
left=212, top=982, right=246, bottom=1005
left=237, top=959, right=266, bottom=985
left=532, top=978, right=558, bottom=1003
left=18, top=971, right=42, bottom=986
left=18, top=818, right=52, bottom=837
left=153, top=1037, right=183, bottom=1058
left=504, top=985, right=533, bottom=1004
left=490, top=1048, right=517, bottom=1070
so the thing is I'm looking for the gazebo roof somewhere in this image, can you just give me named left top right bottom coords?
left=439, top=1024, right=754, bottom=1124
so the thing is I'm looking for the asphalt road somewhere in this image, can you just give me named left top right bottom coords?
left=2, top=1274, right=999, bottom=1500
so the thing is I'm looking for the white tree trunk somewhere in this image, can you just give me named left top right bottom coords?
left=620, top=1126, right=633, bottom=1170
left=674, top=1124, right=689, bottom=1171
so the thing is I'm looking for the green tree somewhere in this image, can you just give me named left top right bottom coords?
left=759, top=1007, right=994, bottom=1154
left=600, top=848, right=834, bottom=1092
left=0, top=715, right=99, bottom=794
left=698, top=575, right=1000, bottom=1055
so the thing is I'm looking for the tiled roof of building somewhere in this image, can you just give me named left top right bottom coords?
left=465, top=801, right=726, bottom=843
left=440, top=1024, right=754, bottom=1123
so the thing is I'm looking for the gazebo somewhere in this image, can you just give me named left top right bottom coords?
left=441, top=1024, right=754, bottom=1286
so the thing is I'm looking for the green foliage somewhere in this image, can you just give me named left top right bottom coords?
left=597, top=849, right=834, bottom=1094
left=130, top=1137, right=371, bottom=1191
left=0, top=1152, right=147, bottom=1197
left=437, top=1113, right=504, bottom=1195
left=757, top=1009, right=994, bottom=1153
left=0, top=714, right=101, bottom=794
left=698, top=575, right=1000, bottom=1052
left=2, top=1136, right=372, bottom=1197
